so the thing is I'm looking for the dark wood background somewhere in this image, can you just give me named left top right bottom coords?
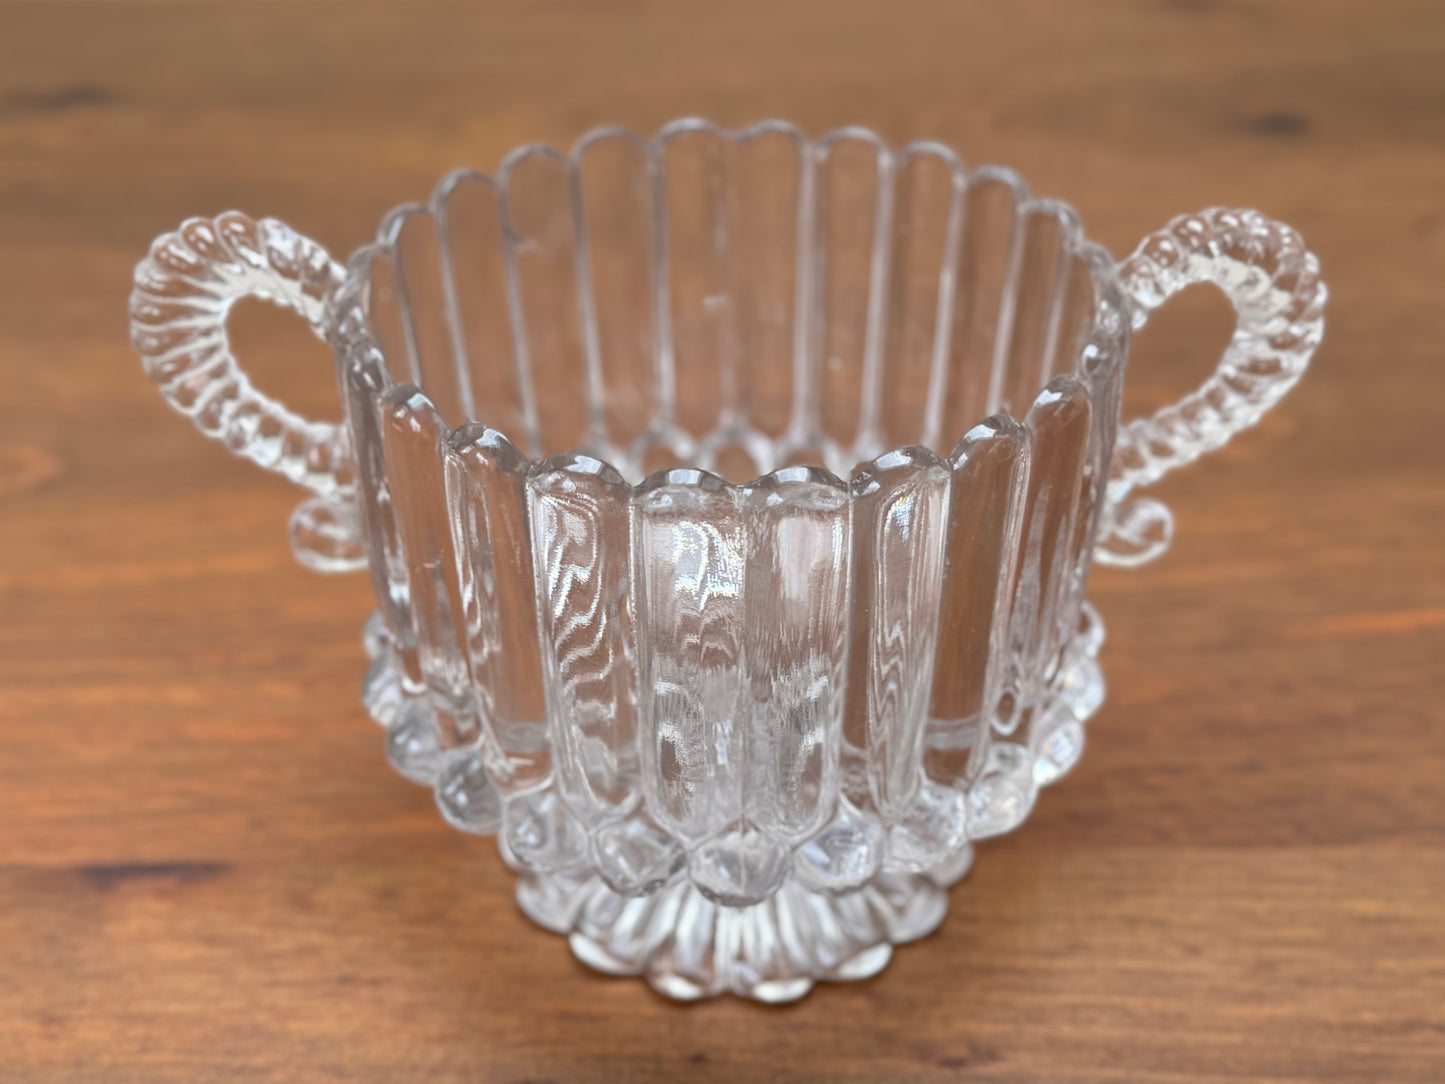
left=2, top=2, right=1442, bottom=1080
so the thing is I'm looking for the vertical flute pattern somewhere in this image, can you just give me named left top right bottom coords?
left=727, top=125, right=807, bottom=447
left=1002, top=377, right=1093, bottom=738
left=362, top=246, right=414, bottom=386
left=1031, top=244, right=1127, bottom=786
left=387, top=208, right=468, bottom=429
left=969, top=374, right=1093, bottom=841
left=1050, top=244, right=1104, bottom=387
left=997, top=203, right=1080, bottom=420
left=380, top=385, right=477, bottom=748
left=576, top=132, right=659, bottom=456
left=446, top=425, right=550, bottom=793
left=334, top=284, right=420, bottom=690
left=659, top=126, right=732, bottom=445
left=943, top=168, right=1026, bottom=445
left=1054, top=245, right=1129, bottom=674
left=501, top=149, right=590, bottom=458
left=842, top=449, right=951, bottom=823
left=878, top=146, right=964, bottom=453
left=743, top=467, right=851, bottom=843
left=528, top=454, right=640, bottom=820
left=926, top=417, right=1030, bottom=788
left=811, top=132, right=888, bottom=462
left=435, top=172, right=528, bottom=445
left=633, top=470, right=749, bottom=845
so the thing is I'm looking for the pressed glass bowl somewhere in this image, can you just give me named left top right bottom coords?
left=129, top=120, right=1324, bottom=1002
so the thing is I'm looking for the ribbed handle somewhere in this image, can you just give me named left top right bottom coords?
left=129, top=213, right=365, bottom=572
left=1097, top=208, right=1326, bottom=567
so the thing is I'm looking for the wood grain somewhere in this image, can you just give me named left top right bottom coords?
left=1, top=1, right=1442, bottom=1080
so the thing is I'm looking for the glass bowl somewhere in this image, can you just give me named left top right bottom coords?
left=128, top=119, right=1325, bottom=1001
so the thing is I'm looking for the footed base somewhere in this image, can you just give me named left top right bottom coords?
left=515, top=847, right=973, bottom=1002
left=359, top=603, right=1106, bottom=1001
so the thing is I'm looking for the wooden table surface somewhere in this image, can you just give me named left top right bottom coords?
left=2, top=2, right=1443, bottom=1080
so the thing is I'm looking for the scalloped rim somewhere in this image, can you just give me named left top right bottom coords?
left=328, top=119, right=1129, bottom=491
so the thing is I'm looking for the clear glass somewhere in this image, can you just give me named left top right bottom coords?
left=129, top=120, right=1326, bottom=1001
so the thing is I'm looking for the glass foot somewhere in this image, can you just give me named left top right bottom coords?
left=520, top=863, right=956, bottom=1003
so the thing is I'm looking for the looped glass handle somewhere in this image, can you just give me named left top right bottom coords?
left=128, top=213, right=366, bottom=572
left=1096, top=208, right=1326, bottom=567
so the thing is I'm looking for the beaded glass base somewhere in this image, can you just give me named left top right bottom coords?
left=129, top=120, right=1324, bottom=1002
left=364, top=603, right=1103, bottom=1001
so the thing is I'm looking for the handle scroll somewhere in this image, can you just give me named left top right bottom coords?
left=1096, top=208, right=1326, bottom=567
left=128, top=213, right=366, bottom=572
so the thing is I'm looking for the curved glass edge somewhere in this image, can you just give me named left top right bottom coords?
left=325, top=120, right=1129, bottom=492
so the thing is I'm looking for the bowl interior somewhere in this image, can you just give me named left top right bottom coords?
left=337, top=120, right=1120, bottom=485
